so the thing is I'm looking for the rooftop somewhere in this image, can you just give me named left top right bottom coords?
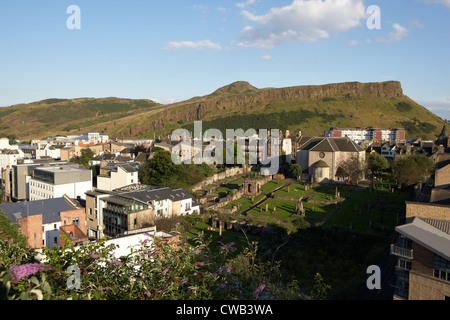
left=0, top=196, right=79, bottom=225
left=395, top=217, right=450, bottom=261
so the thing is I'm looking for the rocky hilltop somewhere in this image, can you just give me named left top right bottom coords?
left=0, top=81, right=443, bottom=140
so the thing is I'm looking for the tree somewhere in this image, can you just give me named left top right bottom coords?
left=139, top=150, right=179, bottom=186
left=391, top=154, right=434, bottom=188
left=70, top=148, right=94, bottom=167
left=289, top=164, right=303, bottom=179
left=341, top=154, right=366, bottom=185
left=367, top=153, right=390, bottom=184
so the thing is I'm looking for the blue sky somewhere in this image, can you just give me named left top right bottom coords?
left=0, top=0, right=449, bottom=120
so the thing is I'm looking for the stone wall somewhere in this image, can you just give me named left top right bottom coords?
left=405, top=201, right=450, bottom=220
left=408, top=272, right=450, bottom=300
left=192, top=166, right=245, bottom=192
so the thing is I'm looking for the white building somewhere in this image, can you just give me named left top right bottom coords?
left=68, top=132, right=109, bottom=144
left=29, top=165, right=93, bottom=201
left=97, top=164, right=140, bottom=191
left=0, top=138, right=25, bottom=170
left=85, top=186, right=200, bottom=239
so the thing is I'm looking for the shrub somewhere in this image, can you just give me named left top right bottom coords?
left=1, top=227, right=308, bottom=300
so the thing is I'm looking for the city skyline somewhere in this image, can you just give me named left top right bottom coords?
left=0, top=0, right=449, bottom=119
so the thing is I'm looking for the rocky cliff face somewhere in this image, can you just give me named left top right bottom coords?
left=142, top=81, right=404, bottom=133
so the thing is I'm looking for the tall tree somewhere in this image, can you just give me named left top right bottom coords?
left=391, top=154, right=434, bottom=188
left=289, top=164, right=303, bottom=179
left=367, top=152, right=390, bottom=184
left=341, top=154, right=366, bottom=185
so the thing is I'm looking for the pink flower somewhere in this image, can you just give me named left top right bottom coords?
left=253, top=284, right=266, bottom=298
left=9, top=263, right=54, bottom=284
left=144, top=291, right=151, bottom=297
left=162, top=268, right=169, bottom=274
left=111, top=261, right=121, bottom=266
left=88, top=254, right=100, bottom=259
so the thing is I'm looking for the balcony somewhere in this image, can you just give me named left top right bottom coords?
left=60, top=224, right=89, bottom=247
left=390, top=244, right=413, bottom=260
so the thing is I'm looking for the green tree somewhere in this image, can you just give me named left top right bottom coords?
left=0, top=210, right=28, bottom=248
left=139, top=150, right=179, bottom=186
left=391, top=154, right=434, bottom=188
left=367, top=153, right=390, bottom=184
left=70, top=148, right=94, bottom=167
left=289, top=164, right=303, bottom=179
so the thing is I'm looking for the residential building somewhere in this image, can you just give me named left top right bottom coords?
left=391, top=201, right=450, bottom=300
left=67, top=132, right=109, bottom=144
left=0, top=195, right=88, bottom=249
left=324, top=127, right=406, bottom=144
left=85, top=185, right=199, bottom=239
left=104, top=226, right=178, bottom=259
left=10, top=163, right=41, bottom=202
left=97, top=163, right=140, bottom=191
left=296, top=136, right=366, bottom=184
left=29, top=165, right=92, bottom=201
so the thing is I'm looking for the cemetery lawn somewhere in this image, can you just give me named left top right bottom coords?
left=323, top=187, right=412, bottom=234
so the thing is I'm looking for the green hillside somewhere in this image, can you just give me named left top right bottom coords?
left=0, top=81, right=445, bottom=141
left=0, top=97, right=162, bottom=140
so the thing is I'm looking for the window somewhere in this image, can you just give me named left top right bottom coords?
left=134, top=218, right=137, bottom=226
left=72, top=218, right=79, bottom=226
left=397, top=258, right=411, bottom=270
left=433, top=255, right=450, bottom=282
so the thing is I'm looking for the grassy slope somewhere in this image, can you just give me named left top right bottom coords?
left=0, top=97, right=162, bottom=140
left=0, top=82, right=444, bottom=141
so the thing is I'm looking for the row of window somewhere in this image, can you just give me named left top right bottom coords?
left=30, top=181, right=54, bottom=191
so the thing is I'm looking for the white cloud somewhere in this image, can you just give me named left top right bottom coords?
left=163, top=39, right=222, bottom=51
left=262, top=54, right=272, bottom=60
left=237, top=0, right=366, bottom=48
left=415, top=98, right=450, bottom=120
left=422, top=0, right=450, bottom=8
left=236, top=0, right=256, bottom=8
left=377, top=23, right=409, bottom=43
left=150, top=97, right=177, bottom=105
left=349, top=40, right=362, bottom=46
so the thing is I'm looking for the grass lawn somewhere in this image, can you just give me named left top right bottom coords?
left=247, top=198, right=333, bottom=228
left=323, top=187, right=412, bottom=234
left=261, top=180, right=285, bottom=193
left=214, top=178, right=244, bottom=196
left=310, top=184, right=352, bottom=201
left=274, top=183, right=312, bottom=198
left=184, top=221, right=259, bottom=255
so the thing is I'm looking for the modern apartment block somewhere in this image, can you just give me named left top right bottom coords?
left=85, top=185, right=200, bottom=239
left=391, top=202, right=450, bottom=300
left=29, top=165, right=92, bottom=201
left=324, top=127, right=406, bottom=144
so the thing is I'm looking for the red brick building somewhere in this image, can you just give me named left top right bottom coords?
left=0, top=195, right=87, bottom=249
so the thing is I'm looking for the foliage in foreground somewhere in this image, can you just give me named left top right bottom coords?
left=0, top=225, right=318, bottom=300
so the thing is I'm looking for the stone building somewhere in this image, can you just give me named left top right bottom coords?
left=296, top=137, right=366, bottom=184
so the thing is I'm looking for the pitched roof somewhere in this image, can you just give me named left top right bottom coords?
left=0, top=197, right=79, bottom=225
left=395, top=217, right=450, bottom=261
left=119, top=187, right=193, bottom=203
left=313, top=160, right=329, bottom=168
left=300, top=137, right=364, bottom=152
